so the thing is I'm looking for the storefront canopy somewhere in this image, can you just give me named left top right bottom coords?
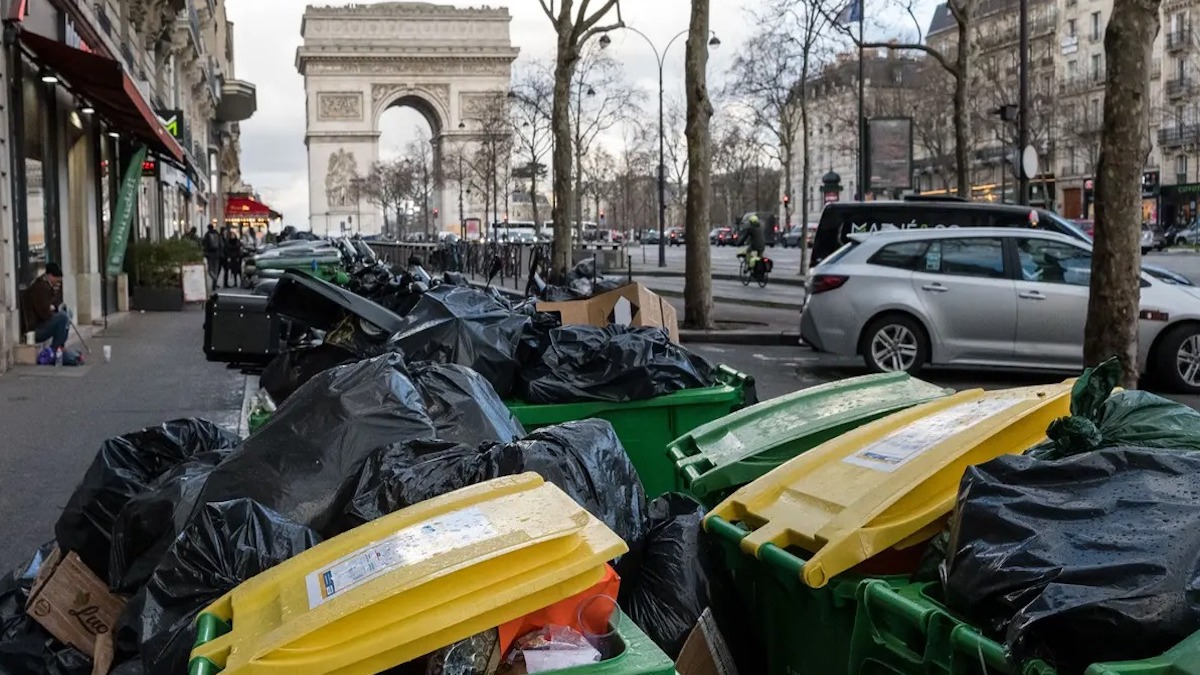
left=18, top=29, right=186, bottom=164
left=226, top=196, right=281, bottom=220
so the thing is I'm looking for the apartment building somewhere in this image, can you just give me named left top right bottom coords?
left=0, top=0, right=257, bottom=372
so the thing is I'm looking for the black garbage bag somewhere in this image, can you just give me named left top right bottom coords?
left=259, top=342, right=358, bottom=404
left=196, top=353, right=435, bottom=537
left=344, top=420, right=647, bottom=548
left=1028, top=357, right=1200, bottom=460
left=0, top=543, right=91, bottom=675
left=616, top=494, right=708, bottom=658
left=386, top=286, right=531, bottom=398
left=942, top=448, right=1200, bottom=673
left=409, top=362, right=525, bottom=446
left=518, top=325, right=716, bottom=404
left=122, top=498, right=321, bottom=674
left=107, top=450, right=232, bottom=593
left=55, top=419, right=240, bottom=579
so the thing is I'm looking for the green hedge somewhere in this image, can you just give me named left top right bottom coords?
left=126, top=238, right=203, bottom=288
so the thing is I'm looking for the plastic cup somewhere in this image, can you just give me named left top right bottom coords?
left=103, top=345, right=112, bottom=362
left=24, top=331, right=34, bottom=345
left=576, top=594, right=619, bottom=654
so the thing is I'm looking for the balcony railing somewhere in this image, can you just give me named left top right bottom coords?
left=1167, top=77, right=1195, bottom=98
left=1059, top=73, right=1104, bottom=95
left=1158, top=124, right=1200, bottom=147
left=1167, top=27, right=1193, bottom=51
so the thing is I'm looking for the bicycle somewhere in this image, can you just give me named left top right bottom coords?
left=737, top=251, right=771, bottom=288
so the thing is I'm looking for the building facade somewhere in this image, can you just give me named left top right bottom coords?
left=0, top=0, right=256, bottom=372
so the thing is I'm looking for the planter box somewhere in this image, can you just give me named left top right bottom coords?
left=131, top=286, right=184, bottom=312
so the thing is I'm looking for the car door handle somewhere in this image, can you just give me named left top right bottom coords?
left=921, top=283, right=948, bottom=292
left=1019, top=290, right=1046, bottom=300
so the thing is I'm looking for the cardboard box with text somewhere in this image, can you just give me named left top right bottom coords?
left=536, top=283, right=680, bottom=343
left=25, top=547, right=126, bottom=659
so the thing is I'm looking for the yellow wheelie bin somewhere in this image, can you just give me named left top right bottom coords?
left=187, top=473, right=661, bottom=675
left=703, top=381, right=1075, bottom=675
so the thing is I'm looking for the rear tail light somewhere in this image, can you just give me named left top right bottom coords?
left=810, top=274, right=849, bottom=294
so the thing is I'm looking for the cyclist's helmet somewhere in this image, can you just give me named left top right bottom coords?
left=749, top=215, right=759, bottom=225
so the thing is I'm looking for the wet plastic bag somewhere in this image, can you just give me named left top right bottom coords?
left=122, top=498, right=321, bottom=675
left=616, top=493, right=709, bottom=658
left=385, top=286, right=532, bottom=398
left=259, top=342, right=357, bottom=404
left=106, top=451, right=232, bottom=593
left=942, top=448, right=1200, bottom=672
left=1028, top=357, right=1200, bottom=459
left=518, top=325, right=716, bottom=404
left=345, top=420, right=647, bottom=547
left=195, top=353, right=435, bottom=537
left=55, top=419, right=240, bottom=579
left=409, top=362, right=525, bottom=446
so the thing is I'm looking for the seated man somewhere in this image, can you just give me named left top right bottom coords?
left=24, top=262, right=69, bottom=350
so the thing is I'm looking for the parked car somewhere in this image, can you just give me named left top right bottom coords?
left=1141, top=224, right=1164, bottom=255
left=668, top=228, right=686, bottom=246
left=781, top=226, right=815, bottom=249
left=1172, top=222, right=1200, bottom=246
left=800, top=227, right=1200, bottom=393
left=714, top=227, right=735, bottom=246
left=709, top=228, right=722, bottom=244
left=642, top=229, right=661, bottom=245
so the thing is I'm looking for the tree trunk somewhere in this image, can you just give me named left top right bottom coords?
left=683, top=0, right=715, bottom=329
left=531, top=174, right=541, bottom=228
left=550, top=43, right=577, bottom=280
left=952, top=17, right=972, bottom=198
left=800, top=96, right=811, bottom=276
left=1086, top=0, right=1159, bottom=387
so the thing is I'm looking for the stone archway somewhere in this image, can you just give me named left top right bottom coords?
left=297, top=2, right=519, bottom=236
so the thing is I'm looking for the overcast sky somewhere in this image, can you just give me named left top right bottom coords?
left=226, top=0, right=932, bottom=226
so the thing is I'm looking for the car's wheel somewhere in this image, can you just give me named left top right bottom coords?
left=1154, top=324, right=1200, bottom=393
left=861, top=314, right=929, bottom=375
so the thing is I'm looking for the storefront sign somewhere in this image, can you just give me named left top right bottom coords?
left=106, top=145, right=148, bottom=276
left=155, top=110, right=183, bottom=139
left=141, top=159, right=157, bottom=177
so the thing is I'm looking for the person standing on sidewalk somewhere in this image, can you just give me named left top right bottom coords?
left=22, top=262, right=69, bottom=350
left=223, top=227, right=243, bottom=288
left=202, top=224, right=224, bottom=290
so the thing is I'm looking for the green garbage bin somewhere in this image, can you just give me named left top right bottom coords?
left=849, top=580, right=1200, bottom=675
left=506, top=365, right=756, bottom=497
left=668, top=373, right=951, bottom=507
left=543, top=611, right=676, bottom=675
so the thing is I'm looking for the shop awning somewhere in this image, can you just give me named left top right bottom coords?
left=226, top=196, right=280, bottom=220
left=18, top=29, right=186, bottom=164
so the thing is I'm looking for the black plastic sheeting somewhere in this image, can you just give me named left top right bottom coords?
left=196, top=353, right=434, bottom=537
left=942, top=448, right=1200, bottom=673
left=259, top=341, right=357, bottom=404
left=120, top=499, right=321, bottom=674
left=107, top=451, right=232, bottom=593
left=0, top=543, right=92, bottom=675
left=409, top=362, right=525, bottom=446
left=616, top=494, right=709, bottom=659
left=518, top=325, right=716, bottom=404
left=1027, top=358, right=1200, bottom=460
left=344, top=420, right=647, bottom=548
left=55, top=419, right=240, bottom=579
left=385, top=286, right=532, bottom=398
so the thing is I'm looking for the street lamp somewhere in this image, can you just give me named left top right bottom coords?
left=601, top=27, right=720, bottom=267
left=457, top=120, right=467, bottom=240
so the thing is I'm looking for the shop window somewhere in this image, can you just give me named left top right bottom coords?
left=20, top=59, right=56, bottom=284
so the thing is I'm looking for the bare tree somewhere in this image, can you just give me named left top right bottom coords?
left=663, top=98, right=690, bottom=225
left=581, top=147, right=617, bottom=231
left=1086, top=0, right=1161, bottom=386
left=539, top=0, right=624, bottom=279
left=363, top=160, right=416, bottom=236
left=569, top=46, right=641, bottom=240
left=462, top=92, right=514, bottom=238
left=827, top=0, right=975, bottom=197
left=726, top=26, right=802, bottom=232
left=684, top=0, right=715, bottom=329
left=402, top=131, right=436, bottom=237
left=509, top=63, right=556, bottom=229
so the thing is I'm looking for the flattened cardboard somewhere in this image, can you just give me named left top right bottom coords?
left=675, top=608, right=739, bottom=675
left=25, top=547, right=126, bottom=657
left=537, top=283, right=680, bottom=343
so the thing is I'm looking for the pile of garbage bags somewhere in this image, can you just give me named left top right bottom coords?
left=0, top=353, right=714, bottom=674
left=935, top=358, right=1200, bottom=673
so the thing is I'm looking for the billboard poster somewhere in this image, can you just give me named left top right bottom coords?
left=866, top=117, right=914, bottom=192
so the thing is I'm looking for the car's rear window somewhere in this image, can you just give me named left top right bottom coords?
left=818, top=241, right=859, bottom=267
left=867, top=241, right=929, bottom=271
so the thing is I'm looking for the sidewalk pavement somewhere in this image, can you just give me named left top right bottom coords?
left=0, top=307, right=248, bottom=573
left=634, top=274, right=804, bottom=310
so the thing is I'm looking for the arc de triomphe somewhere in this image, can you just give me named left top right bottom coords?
left=296, top=2, right=518, bottom=236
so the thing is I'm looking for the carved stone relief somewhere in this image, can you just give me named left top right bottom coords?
left=325, top=149, right=358, bottom=207
left=317, top=92, right=364, bottom=121
left=306, top=59, right=511, bottom=77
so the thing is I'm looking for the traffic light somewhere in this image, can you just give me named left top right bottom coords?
left=433, top=208, right=439, bottom=218
left=782, top=194, right=790, bottom=206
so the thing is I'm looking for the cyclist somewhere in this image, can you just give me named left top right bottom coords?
left=738, top=214, right=766, bottom=279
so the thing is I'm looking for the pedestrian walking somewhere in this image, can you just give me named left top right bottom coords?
left=223, top=228, right=243, bottom=288
left=202, top=224, right=224, bottom=290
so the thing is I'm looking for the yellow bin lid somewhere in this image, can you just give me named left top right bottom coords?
left=705, top=381, right=1073, bottom=589
left=189, top=473, right=628, bottom=675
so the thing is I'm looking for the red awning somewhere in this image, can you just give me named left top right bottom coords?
left=19, top=29, right=186, bottom=164
left=225, top=196, right=278, bottom=219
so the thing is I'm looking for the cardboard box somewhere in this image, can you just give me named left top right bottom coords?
left=25, top=547, right=126, bottom=659
left=536, top=283, right=680, bottom=343
left=675, top=608, right=739, bottom=675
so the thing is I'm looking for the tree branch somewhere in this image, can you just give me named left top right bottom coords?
left=538, top=0, right=556, bottom=24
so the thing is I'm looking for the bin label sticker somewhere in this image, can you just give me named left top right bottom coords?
left=305, top=507, right=497, bottom=609
left=842, top=396, right=1028, bottom=472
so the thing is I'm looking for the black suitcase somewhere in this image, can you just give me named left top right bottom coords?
left=203, top=292, right=283, bottom=365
